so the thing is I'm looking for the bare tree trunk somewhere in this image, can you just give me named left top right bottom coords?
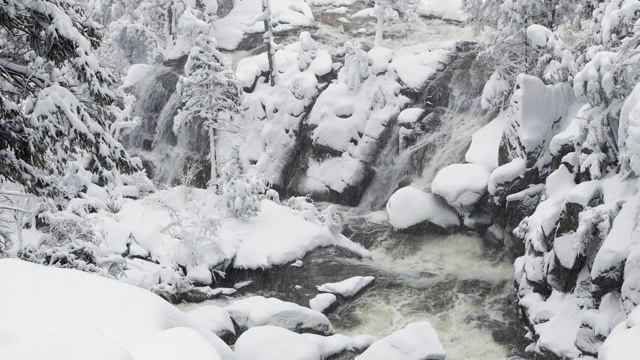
left=374, top=3, right=384, bottom=48
left=262, top=0, right=276, bottom=86
left=209, top=127, right=218, bottom=185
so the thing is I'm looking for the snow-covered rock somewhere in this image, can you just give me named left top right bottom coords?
left=386, top=186, right=460, bottom=230
left=0, top=259, right=233, bottom=360
left=465, top=111, right=507, bottom=171
left=309, top=293, right=338, bottom=313
left=599, top=305, right=640, bottom=360
left=355, top=321, right=445, bottom=360
left=234, top=326, right=320, bottom=360
left=317, top=276, right=375, bottom=298
left=187, top=306, right=236, bottom=341
left=431, top=163, right=490, bottom=213
left=225, top=296, right=333, bottom=335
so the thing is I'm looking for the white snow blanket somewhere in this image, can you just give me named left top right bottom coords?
left=386, top=186, right=460, bottom=229
left=0, top=259, right=233, bottom=360
left=355, top=321, right=445, bottom=360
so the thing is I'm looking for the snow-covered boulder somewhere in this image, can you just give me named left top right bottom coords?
left=317, top=276, right=375, bottom=298
left=225, top=296, right=333, bottom=335
left=187, top=306, right=236, bottom=342
left=309, top=293, right=338, bottom=313
left=234, top=326, right=320, bottom=360
left=386, top=186, right=460, bottom=231
left=431, top=163, right=490, bottom=213
left=355, top=321, right=445, bottom=360
left=0, top=259, right=234, bottom=360
left=599, top=305, right=640, bottom=360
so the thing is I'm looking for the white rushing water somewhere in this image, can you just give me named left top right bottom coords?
left=330, top=231, right=515, bottom=360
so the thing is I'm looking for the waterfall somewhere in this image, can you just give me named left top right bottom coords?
left=357, top=43, right=494, bottom=211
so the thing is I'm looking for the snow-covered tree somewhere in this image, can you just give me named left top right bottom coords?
left=338, top=41, right=371, bottom=91
left=0, top=0, right=137, bottom=199
left=219, top=146, right=269, bottom=219
left=173, top=35, right=243, bottom=182
left=463, top=0, right=586, bottom=108
left=372, top=0, right=421, bottom=48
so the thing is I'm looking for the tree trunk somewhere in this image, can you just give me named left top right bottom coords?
left=263, top=0, right=276, bottom=86
left=374, top=5, right=384, bottom=48
left=209, top=127, right=218, bottom=185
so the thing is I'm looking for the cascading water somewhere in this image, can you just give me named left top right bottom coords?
left=121, top=59, right=212, bottom=187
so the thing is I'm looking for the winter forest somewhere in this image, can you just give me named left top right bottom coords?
left=4, top=0, right=640, bottom=358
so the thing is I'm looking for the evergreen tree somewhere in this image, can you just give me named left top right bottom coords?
left=0, top=0, right=137, bottom=199
left=219, top=146, right=268, bottom=219
left=173, top=35, right=243, bottom=182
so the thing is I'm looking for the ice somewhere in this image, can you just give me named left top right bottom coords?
left=355, top=321, right=445, bottom=360
left=430, top=163, right=490, bottom=212
left=0, top=259, right=233, bottom=360
left=317, top=276, right=375, bottom=298
left=386, top=186, right=461, bottom=229
left=309, top=293, right=337, bottom=313
left=234, top=326, right=320, bottom=360
left=225, top=296, right=333, bottom=334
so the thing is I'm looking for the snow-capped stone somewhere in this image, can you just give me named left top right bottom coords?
left=465, top=111, right=507, bottom=171
left=310, top=293, right=338, bottom=313
left=187, top=265, right=212, bottom=285
left=187, top=306, right=236, bottom=340
left=398, top=108, right=424, bottom=125
left=386, top=186, right=461, bottom=230
left=431, top=163, right=490, bottom=212
left=234, top=326, right=321, bottom=360
left=488, top=158, right=526, bottom=195
left=355, top=321, right=445, bottom=360
left=225, top=296, right=333, bottom=335
left=317, top=276, right=375, bottom=298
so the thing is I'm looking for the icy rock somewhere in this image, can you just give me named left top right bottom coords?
left=386, top=186, right=460, bottom=231
left=302, top=333, right=373, bottom=358
left=187, top=306, right=236, bottom=342
left=309, top=293, right=338, bottom=313
left=235, top=326, right=320, bottom=360
left=465, top=111, right=507, bottom=171
left=317, top=276, right=375, bottom=298
left=431, top=163, right=490, bottom=213
left=398, top=108, right=424, bottom=125
left=355, top=321, right=445, bottom=360
left=225, top=296, right=333, bottom=335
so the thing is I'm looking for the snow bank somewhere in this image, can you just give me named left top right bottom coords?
left=386, top=186, right=460, bottom=229
left=212, top=0, right=314, bottom=50
left=431, top=163, right=490, bottom=212
left=226, top=296, right=333, bottom=334
left=0, top=259, right=233, bottom=360
left=234, top=326, right=320, bottom=360
left=317, top=276, right=375, bottom=297
left=417, top=0, right=466, bottom=22
left=355, top=321, right=445, bottom=360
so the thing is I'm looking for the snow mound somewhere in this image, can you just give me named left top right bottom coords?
left=317, top=276, right=375, bottom=298
left=417, top=0, right=466, bottom=22
left=187, top=306, right=236, bottom=339
left=234, top=326, right=320, bottom=360
left=431, top=163, right=490, bottom=212
left=355, top=321, right=445, bottom=360
left=226, top=296, right=333, bottom=334
left=0, top=259, right=233, bottom=360
left=386, top=186, right=460, bottom=229
left=309, top=293, right=338, bottom=313
left=398, top=108, right=424, bottom=124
